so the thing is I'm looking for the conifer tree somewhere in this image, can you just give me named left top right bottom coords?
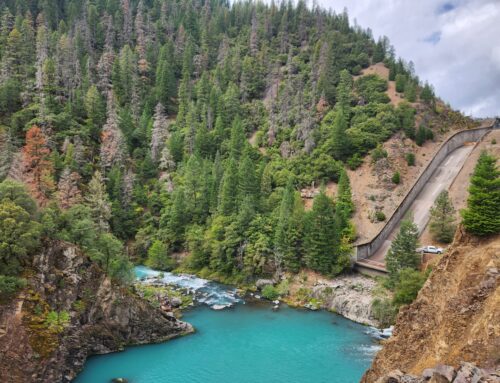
left=461, top=152, right=500, bottom=236
left=155, top=43, right=176, bottom=113
left=304, top=190, right=338, bottom=274
left=229, top=116, right=246, bottom=160
left=238, top=154, right=259, bottom=208
left=331, top=108, right=350, bottom=161
left=218, top=159, right=238, bottom=216
left=85, top=170, right=112, bottom=232
left=429, top=191, right=456, bottom=243
left=275, top=178, right=304, bottom=272
left=386, top=215, right=420, bottom=283
left=165, top=186, right=187, bottom=247
left=22, top=125, right=54, bottom=204
left=336, top=169, right=354, bottom=234
left=100, top=92, right=127, bottom=171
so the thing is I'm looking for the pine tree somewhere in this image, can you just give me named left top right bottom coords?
left=420, top=82, right=435, bottom=105
left=330, top=108, right=350, bottom=161
left=317, top=42, right=337, bottom=105
left=85, top=170, right=112, bottom=232
left=218, top=159, right=238, bottom=216
left=85, top=85, right=106, bottom=140
left=395, top=74, right=406, bottom=93
left=155, top=43, right=176, bottom=113
left=336, top=169, right=354, bottom=233
left=386, top=215, right=420, bottom=283
left=22, top=125, right=54, bottom=204
left=404, top=80, right=417, bottom=102
left=165, top=186, right=187, bottom=247
left=238, top=154, right=259, bottom=207
left=275, top=178, right=304, bottom=272
left=461, top=152, right=500, bottom=236
left=304, top=190, right=338, bottom=274
left=100, top=92, right=127, bottom=171
left=336, top=69, right=352, bottom=113
left=416, top=125, right=427, bottom=146
left=229, top=116, right=246, bottom=160
left=429, top=190, right=456, bottom=243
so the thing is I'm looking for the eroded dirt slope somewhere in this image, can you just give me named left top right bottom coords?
left=361, top=228, right=500, bottom=382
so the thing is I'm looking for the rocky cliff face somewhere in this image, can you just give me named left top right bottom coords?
left=0, top=241, right=193, bottom=383
left=362, top=228, right=500, bottom=382
left=310, top=274, right=379, bottom=327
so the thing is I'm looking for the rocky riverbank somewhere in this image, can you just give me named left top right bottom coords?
left=0, top=241, right=193, bottom=383
left=254, top=270, right=385, bottom=328
left=374, top=362, right=500, bottom=383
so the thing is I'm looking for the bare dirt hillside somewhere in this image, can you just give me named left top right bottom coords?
left=348, top=64, right=479, bottom=244
left=361, top=228, right=500, bottom=382
left=419, top=129, right=500, bottom=249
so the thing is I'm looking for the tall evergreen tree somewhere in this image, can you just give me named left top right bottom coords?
left=218, top=159, right=238, bottom=216
left=85, top=170, right=112, bottom=232
left=386, top=215, right=420, bottom=283
left=429, top=191, right=456, bottom=243
left=461, top=152, right=500, bottom=236
left=304, top=190, right=338, bottom=274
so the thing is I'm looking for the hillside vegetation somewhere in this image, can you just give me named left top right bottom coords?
left=0, top=0, right=472, bottom=285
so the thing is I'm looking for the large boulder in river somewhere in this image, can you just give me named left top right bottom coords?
left=170, top=297, right=182, bottom=308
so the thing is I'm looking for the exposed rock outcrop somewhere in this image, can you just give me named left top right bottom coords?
left=311, top=275, right=379, bottom=326
left=286, top=271, right=381, bottom=327
left=362, top=228, right=500, bottom=382
left=0, top=241, right=193, bottom=383
left=374, top=362, right=500, bottom=383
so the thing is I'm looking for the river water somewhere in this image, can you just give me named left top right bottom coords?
left=73, top=267, right=379, bottom=383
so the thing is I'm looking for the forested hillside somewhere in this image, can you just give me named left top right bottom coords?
left=0, top=0, right=445, bottom=285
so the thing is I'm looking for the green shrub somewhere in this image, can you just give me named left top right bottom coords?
left=296, top=287, right=312, bottom=302
left=45, top=310, right=71, bottom=332
left=405, top=153, right=416, bottom=166
left=146, top=240, right=176, bottom=271
left=0, top=275, right=26, bottom=297
left=375, top=211, right=386, bottom=221
left=347, top=153, right=363, bottom=169
left=425, top=128, right=434, bottom=141
left=371, top=145, right=388, bottom=163
left=261, top=285, right=279, bottom=300
left=371, top=298, right=397, bottom=327
left=276, top=279, right=290, bottom=296
left=392, top=268, right=427, bottom=307
left=492, top=139, right=497, bottom=145
left=392, top=171, right=401, bottom=184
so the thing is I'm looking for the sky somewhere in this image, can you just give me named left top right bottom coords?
left=315, top=0, right=500, bottom=118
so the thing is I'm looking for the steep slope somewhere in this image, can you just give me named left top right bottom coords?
left=0, top=241, right=193, bottom=383
left=361, top=227, right=500, bottom=382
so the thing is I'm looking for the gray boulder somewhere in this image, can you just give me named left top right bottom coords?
left=256, top=279, right=274, bottom=289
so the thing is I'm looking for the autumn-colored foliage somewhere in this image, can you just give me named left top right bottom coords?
left=22, top=126, right=54, bottom=205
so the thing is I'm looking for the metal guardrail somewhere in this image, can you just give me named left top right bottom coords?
left=354, top=118, right=499, bottom=267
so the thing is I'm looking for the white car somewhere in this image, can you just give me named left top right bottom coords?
left=418, top=245, right=443, bottom=254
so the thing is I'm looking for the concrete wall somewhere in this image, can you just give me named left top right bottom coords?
left=356, top=121, right=499, bottom=261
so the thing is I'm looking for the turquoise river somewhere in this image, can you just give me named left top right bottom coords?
left=74, top=268, right=379, bottom=383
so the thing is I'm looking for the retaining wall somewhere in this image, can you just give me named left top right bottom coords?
left=355, top=119, right=499, bottom=261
